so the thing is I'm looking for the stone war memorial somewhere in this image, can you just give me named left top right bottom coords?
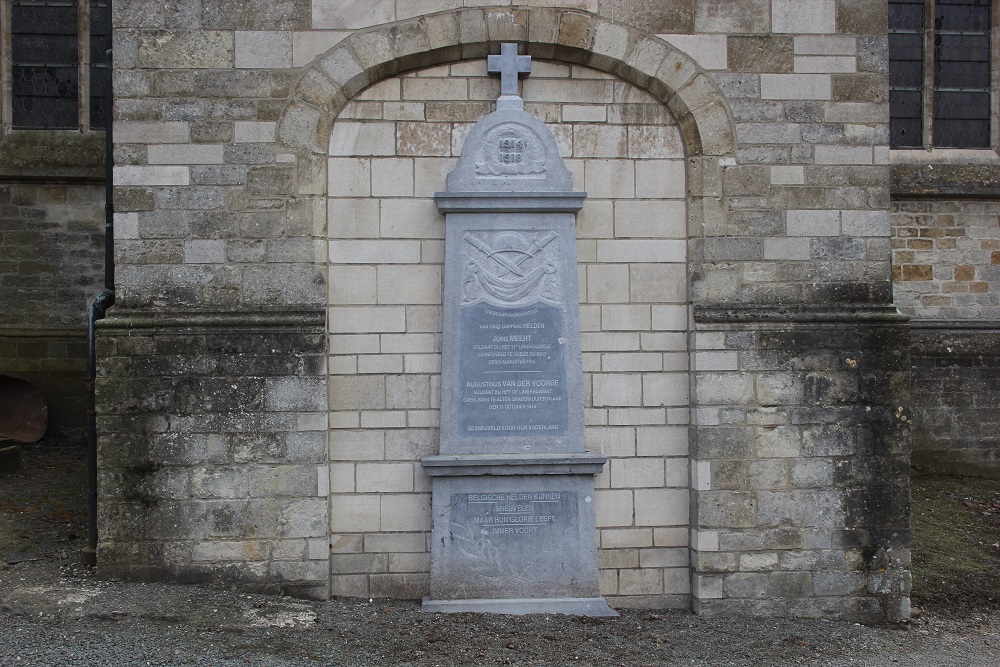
left=422, top=44, right=612, bottom=615
left=90, top=2, right=921, bottom=624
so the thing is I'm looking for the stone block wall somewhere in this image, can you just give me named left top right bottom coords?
left=908, top=327, right=1000, bottom=476
left=327, top=62, right=691, bottom=606
left=691, top=308, right=910, bottom=621
left=96, top=311, right=330, bottom=599
left=0, top=179, right=106, bottom=430
left=97, top=0, right=911, bottom=621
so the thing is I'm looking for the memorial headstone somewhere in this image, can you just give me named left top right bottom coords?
left=421, top=44, right=615, bottom=616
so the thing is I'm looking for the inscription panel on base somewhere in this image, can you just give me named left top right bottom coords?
left=446, top=490, right=578, bottom=595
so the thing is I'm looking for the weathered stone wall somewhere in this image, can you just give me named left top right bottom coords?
left=907, top=326, right=1000, bottom=476
left=99, top=0, right=909, bottom=621
left=691, top=308, right=910, bottom=621
left=96, top=311, right=330, bottom=599
left=102, top=0, right=330, bottom=594
left=0, top=174, right=106, bottom=431
left=891, top=177, right=1000, bottom=477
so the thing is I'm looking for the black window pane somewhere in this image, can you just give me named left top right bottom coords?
left=12, top=96, right=78, bottom=129
left=934, top=119, right=991, bottom=148
left=12, top=65, right=78, bottom=96
left=890, top=32, right=924, bottom=61
left=12, top=67, right=80, bottom=129
left=936, top=34, right=990, bottom=65
left=935, top=90, right=992, bottom=119
left=90, top=1, right=110, bottom=32
left=932, top=0, right=991, bottom=148
left=892, top=119, right=924, bottom=147
left=890, top=0, right=925, bottom=31
left=90, top=36, right=111, bottom=64
left=11, top=3, right=78, bottom=35
left=891, top=90, right=923, bottom=148
left=90, top=1, right=110, bottom=64
left=889, top=34, right=923, bottom=88
left=12, top=34, right=78, bottom=64
left=936, top=61, right=991, bottom=88
left=89, top=2, right=110, bottom=129
left=936, top=0, right=991, bottom=33
left=90, top=65, right=109, bottom=129
left=11, top=1, right=79, bottom=129
left=889, top=1, right=926, bottom=149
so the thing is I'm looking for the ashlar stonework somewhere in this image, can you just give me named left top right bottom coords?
left=93, top=1, right=913, bottom=622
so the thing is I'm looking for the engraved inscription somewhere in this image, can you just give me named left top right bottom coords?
left=445, top=490, right=578, bottom=591
left=462, top=230, right=561, bottom=308
left=451, top=491, right=575, bottom=538
left=475, top=123, right=546, bottom=177
left=459, top=303, right=567, bottom=437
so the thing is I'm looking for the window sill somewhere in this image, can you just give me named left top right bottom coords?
left=890, top=148, right=1000, bottom=198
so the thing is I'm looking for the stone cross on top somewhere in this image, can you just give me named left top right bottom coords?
left=488, top=43, right=531, bottom=110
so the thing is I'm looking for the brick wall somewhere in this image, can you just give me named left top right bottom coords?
left=0, top=182, right=106, bottom=430
left=892, top=197, right=1000, bottom=478
left=892, top=199, right=1000, bottom=320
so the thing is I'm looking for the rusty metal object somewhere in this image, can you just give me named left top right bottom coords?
left=0, top=375, right=47, bottom=443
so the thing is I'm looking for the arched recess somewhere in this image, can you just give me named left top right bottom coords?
left=279, top=7, right=737, bottom=602
left=276, top=7, right=736, bottom=249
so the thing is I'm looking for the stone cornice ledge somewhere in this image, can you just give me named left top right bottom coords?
left=421, top=452, right=607, bottom=477
left=694, top=304, right=909, bottom=324
left=909, top=319, right=1000, bottom=331
left=891, top=151, right=1000, bottom=198
left=435, top=191, right=587, bottom=213
left=97, top=307, right=325, bottom=332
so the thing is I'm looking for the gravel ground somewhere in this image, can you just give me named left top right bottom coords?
left=1, top=437, right=999, bottom=666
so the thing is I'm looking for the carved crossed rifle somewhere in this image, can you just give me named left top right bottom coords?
left=463, top=231, right=558, bottom=278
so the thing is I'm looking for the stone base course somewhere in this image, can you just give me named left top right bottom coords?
left=96, top=308, right=329, bottom=600
left=691, top=306, right=910, bottom=623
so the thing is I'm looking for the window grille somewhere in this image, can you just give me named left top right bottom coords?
left=11, top=0, right=79, bottom=129
left=889, top=0, right=993, bottom=149
left=6, top=0, right=108, bottom=131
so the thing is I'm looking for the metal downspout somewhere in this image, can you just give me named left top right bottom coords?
left=82, top=41, right=114, bottom=567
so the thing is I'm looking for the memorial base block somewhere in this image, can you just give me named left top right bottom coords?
left=421, top=456, right=613, bottom=616
left=421, top=597, right=617, bottom=617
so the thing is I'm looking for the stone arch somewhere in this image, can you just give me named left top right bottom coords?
left=277, top=7, right=735, bottom=162
left=277, top=7, right=737, bottom=294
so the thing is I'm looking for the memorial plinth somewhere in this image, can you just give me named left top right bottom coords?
left=421, top=45, right=614, bottom=617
